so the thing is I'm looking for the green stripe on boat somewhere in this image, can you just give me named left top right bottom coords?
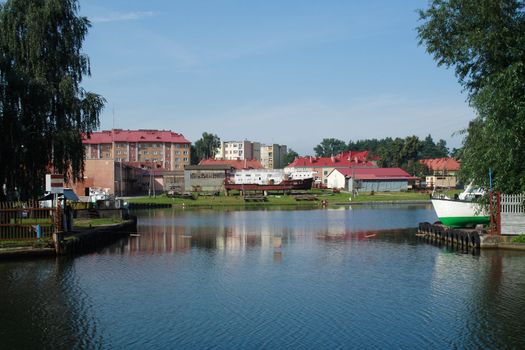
left=439, top=216, right=490, bottom=228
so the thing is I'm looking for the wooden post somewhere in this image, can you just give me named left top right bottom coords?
left=496, top=192, right=501, bottom=236
left=53, top=200, right=63, bottom=254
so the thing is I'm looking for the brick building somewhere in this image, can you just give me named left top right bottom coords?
left=83, top=129, right=191, bottom=170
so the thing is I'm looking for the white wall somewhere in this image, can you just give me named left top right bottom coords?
left=326, top=171, right=346, bottom=189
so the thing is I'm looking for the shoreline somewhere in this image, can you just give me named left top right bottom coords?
left=0, top=218, right=137, bottom=260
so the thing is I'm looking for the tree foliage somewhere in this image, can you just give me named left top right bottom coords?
left=0, top=0, right=105, bottom=200
left=193, top=132, right=220, bottom=164
left=283, top=148, right=299, bottom=166
left=348, top=135, right=448, bottom=175
left=418, top=0, right=525, bottom=193
left=314, top=138, right=348, bottom=157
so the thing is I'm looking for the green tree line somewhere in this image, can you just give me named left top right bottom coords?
left=314, top=134, right=452, bottom=175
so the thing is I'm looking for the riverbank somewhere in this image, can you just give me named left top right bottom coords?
left=127, top=190, right=432, bottom=208
left=0, top=218, right=137, bottom=259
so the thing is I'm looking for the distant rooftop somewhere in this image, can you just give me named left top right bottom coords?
left=286, top=151, right=376, bottom=168
left=83, top=129, right=191, bottom=144
left=199, top=158, right=264, bottom=170
left=332, top=167, right=416, bottom=180
left=419, top=158, right=460, bottom=171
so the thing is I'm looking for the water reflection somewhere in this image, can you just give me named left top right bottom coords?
left=2, top=206, right=525, bottom=349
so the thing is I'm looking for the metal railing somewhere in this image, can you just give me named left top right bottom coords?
left=0, top=201, right=56, bottom=240
left=500, top=194, right=525, bottom=214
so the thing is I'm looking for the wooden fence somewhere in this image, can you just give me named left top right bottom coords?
left=0, top=201, right=57, bottom=240
left=499, top=194, right=525, bottom=235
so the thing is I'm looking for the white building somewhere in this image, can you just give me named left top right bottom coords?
left=233, top=169, right=314, bottom=185
left=215, top=141, right=261, bottom=161
left=216, top=140, right=288, bottom=169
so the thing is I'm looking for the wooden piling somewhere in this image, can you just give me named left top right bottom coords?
left=417, top=222, right=481, bottom=249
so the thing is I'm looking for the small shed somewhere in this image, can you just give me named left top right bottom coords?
left=327, top=168, right=416, bottom=192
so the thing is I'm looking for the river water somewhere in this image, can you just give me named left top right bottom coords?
left=2, top=204, right=525, bottom=349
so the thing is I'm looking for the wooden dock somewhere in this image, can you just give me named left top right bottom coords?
left=417, top=222, right=482, bottom=249
left=418, top=222, right=525, bottom=251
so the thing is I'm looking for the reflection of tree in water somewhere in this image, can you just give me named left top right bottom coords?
left=0, top=259, right=104, bottom=349
left=464, top=250, right=525, bottom=348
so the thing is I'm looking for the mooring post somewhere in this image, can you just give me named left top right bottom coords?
left=52, top=201, right=64, bottom=255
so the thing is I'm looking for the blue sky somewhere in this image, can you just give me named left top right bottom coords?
left=79, top=0, right=474, bottom=155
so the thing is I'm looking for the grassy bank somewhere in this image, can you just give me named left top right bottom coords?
left=73, top=217, right=124, bottom=228
left=0, top=238, right=53, bottom=249
left=128, top=190, right=432, bottom=207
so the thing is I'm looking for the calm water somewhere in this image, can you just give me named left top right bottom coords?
left=2, top=204, right=525, bottom=349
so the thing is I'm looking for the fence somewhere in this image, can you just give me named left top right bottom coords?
left=499, top=194, right=525, bottom=235
left=0, top=201, right=57, bottom=240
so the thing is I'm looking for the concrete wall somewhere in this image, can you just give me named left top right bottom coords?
left=184, top=170, right=226, bottom=192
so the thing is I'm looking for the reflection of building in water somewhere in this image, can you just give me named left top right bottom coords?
left=127, top=225, right=191, bottom=254
left=133, top=209, right=303, bottom=255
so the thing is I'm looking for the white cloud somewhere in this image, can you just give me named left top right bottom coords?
left=92, top=11, right=157, bottom=23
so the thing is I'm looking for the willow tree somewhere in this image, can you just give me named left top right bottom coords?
left=0, top=0, right=104, bottom=200
left=418, top=0, right=525, bottom=193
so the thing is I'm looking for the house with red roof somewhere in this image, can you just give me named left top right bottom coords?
left=419, top=157, right=460, bottom=188
left=326, top=168, right=416, bottom=192
left=285, top=151, right=377, bottom=186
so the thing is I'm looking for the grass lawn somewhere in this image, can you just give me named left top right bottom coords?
left=0, top=238, right=54, bottom=249
left=511, top=235, right=525, bottom=244
left=128, top=190, right=431, bottom=207
left=73, top=217, right=124, bottom=228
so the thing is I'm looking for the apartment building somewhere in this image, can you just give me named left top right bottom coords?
left=215, top=141, right=261, bottom=161
left=260, top=144, right=288, bottom=169
left=83, top=129, right=191, bottom=170
left=215, top=140, right=288, bottom=169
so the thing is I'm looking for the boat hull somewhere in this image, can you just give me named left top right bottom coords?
left=225, top=178, right=313, bottom=191
left=431, top=198, right=489, bottom=228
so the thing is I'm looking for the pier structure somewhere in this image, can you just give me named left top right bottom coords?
left=417, top=222, right=482, bottom=249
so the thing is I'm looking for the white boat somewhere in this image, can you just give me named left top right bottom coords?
left=431, top=184, right=489, bottom=228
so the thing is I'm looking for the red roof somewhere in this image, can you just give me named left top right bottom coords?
left=82, top=129, right=191, bottom=144
left=419, top=158, right=460, bottom=171
left=287, top=151, right=375, bottom=168
left=331, top=167, right=416, bottom=180
left=199, top=159, right=264, bottom=170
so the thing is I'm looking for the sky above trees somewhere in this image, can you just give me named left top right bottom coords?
left=79, top=0, right=475, bottom=154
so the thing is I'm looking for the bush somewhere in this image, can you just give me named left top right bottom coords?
left=511, top=235, right=525, bottom=244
